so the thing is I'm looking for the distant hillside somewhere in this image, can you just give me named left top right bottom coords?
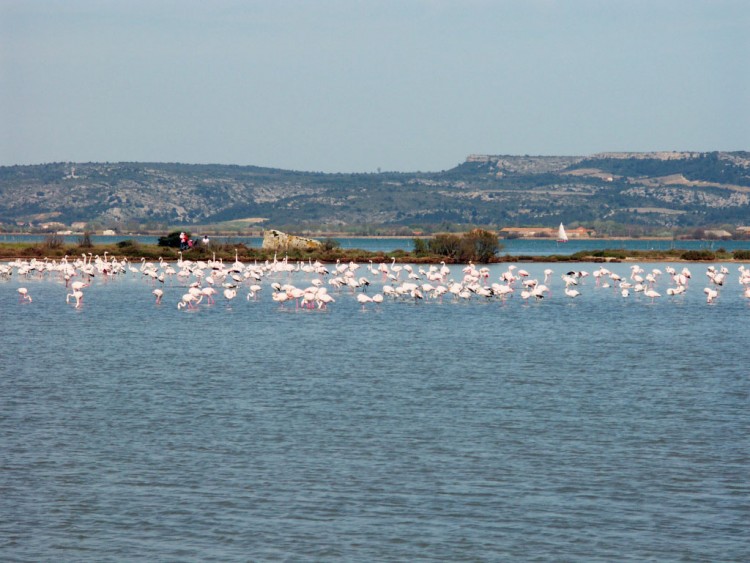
left=1, top=152, right=749, bottom=233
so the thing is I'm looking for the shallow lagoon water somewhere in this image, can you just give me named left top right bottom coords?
left=1, top=261, right=749, bottom=561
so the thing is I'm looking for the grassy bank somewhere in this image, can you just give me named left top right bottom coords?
left=1, top=241, right=749, bottom=263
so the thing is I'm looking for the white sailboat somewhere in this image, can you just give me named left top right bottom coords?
left=557, top=223, right=568, bottom=243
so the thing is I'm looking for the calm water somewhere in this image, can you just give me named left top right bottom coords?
left=4, top=233, right=750, bottom=255
left=1, top=261, right=749, bottom=561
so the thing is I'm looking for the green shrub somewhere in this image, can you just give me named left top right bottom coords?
left=412, top=237, right=429, bottom=256
left=426, top=229, right=500, bottom=262
left=681, top=249, right=716, bottom=261
left=428, top=233, right=462, bottom=259
left=322, top=237, right=341, bottom=251
left=460, top=229, right=501, bottom=262
left=733, top=249, right=750, bottom=260
left=116, top=239, right=139, bottom=249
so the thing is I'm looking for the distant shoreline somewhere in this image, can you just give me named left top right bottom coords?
left=0, top=231, right=741, bottom=243
left=1, top=240, right=748, bottom=264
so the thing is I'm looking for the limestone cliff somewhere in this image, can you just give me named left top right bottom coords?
left=262, top=230, right=321, bottom=251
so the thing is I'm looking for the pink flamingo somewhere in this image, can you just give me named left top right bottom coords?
left=202, top=287, right=217, bottom=304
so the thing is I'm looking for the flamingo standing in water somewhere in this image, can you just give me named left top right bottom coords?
left=177, top=293, right=202, bottom=310
left=644, top=288, right=661, bottom=303
left=272, top=291, right=289, bottom=307
left=202, top=287, right=218, bottom=304
left=17, top=287, right=32, bottom=302
left=356, top=293, right=373, bottom=310
left=704, top=287, right=719, bottom=303
left=152, top=288, right=164, bottom=304
left=564, top=287, right=581, bottom=299
left=246, top=284, right=262, bottom=301
left=316, top=291, right=335, bottom=309
left=66, top=289, right=84, bottom=308
left=71, top=280, right=89, bottom=292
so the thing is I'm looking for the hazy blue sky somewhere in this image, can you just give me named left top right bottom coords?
left=2, top=0, right=748, bottom=172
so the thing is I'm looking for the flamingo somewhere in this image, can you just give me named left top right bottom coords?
left=704, top=287, right=719, bottom=303
left=439, top=261, right=451, bottom=280
left=301, top=289, right=318, bottom=309
left=644, top=289, right=661, bottom=303
left=71, top=280, right=89, bottom=292
left=316, top=292, right=335, bottom=309
left=246, top=284, right=262, bottom=300
left=177, top=293, right=202, bottom=310
left=389, top=257, right=402, bottom=278
left=564, top=287, right=581, bottom=298
left=66, top=289, right=84, bottom=308
left=356, top=293, right=373, bottom=310
left=531, top=285, right=549, bottom=300
left=202, top=287, right=218, bottom=304
left=17, top=287, right=32, bottom=302
left=491, top=283, right=513, bottom=302
left=152, top=288, right=164, bottom=304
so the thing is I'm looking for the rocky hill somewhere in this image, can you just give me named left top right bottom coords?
left=1, top=152, right=749, bottom=232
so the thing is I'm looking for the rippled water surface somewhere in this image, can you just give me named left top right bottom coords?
left=2, top=261, right=749, bottom=561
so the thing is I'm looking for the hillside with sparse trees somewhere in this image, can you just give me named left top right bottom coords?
left=1, top=151, right=749, bottom=235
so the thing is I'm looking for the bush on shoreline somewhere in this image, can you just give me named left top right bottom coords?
left=414, top=229, right=501, bottom=262
left=680, top=249, right=717, bottom=261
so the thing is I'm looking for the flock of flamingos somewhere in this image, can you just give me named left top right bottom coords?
left=4, top=251, right=750, bottom=310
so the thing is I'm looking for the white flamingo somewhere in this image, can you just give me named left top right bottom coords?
left=177, top=293, right=202, bottom=310
left=66, top=289, right=84, bottom=308
left=644, top=289, right=661, bottom=303
left=704, top=287, right=719, bottom=303
left=202, top=287, right=218, bottom=304
left=564, top=287, right=581, bottom=298
left=246, top=284, right=262, bottom=300
left=356, top=293, right=373, bottom=310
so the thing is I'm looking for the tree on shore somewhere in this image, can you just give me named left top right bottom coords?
left=414, top=229, right=501, bottom=262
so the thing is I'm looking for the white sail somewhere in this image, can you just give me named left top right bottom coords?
left=557, top=223, right=568, bottom=242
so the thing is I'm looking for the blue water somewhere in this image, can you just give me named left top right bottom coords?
left=3, top=233, right=749, bottom=255
left=1, top=260, right=749, bottom=561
